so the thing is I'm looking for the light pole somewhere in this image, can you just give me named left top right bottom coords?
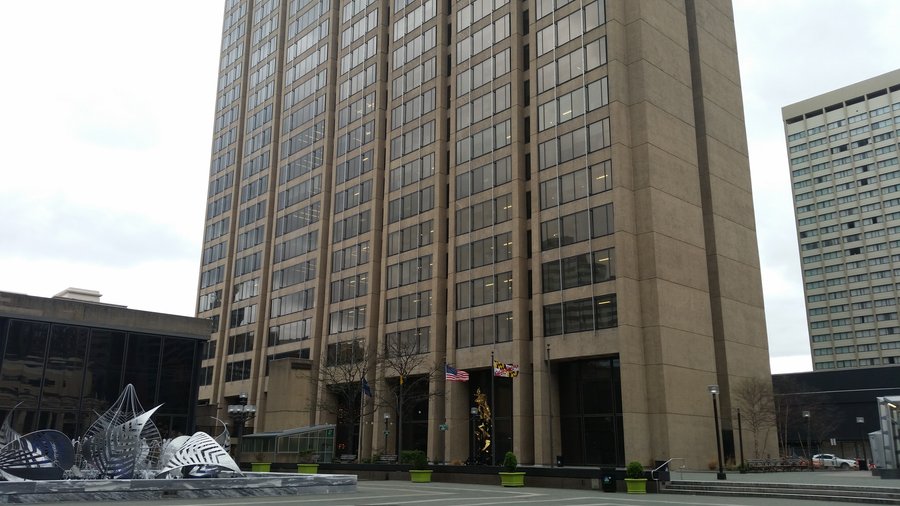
left=857, top=417, right=867, bottom=470
left=736, top=408, right=745, bottom=472
left=383, top=412, right=390, bottom=457
left=802, top=410, right=811, bottom=471
left=227, top=392, right=257, bottom=466
left=470, top=406, right=478, bottom=465
left=708, top=385, right=726, bottom=480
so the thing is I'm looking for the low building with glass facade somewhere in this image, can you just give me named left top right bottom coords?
left=196, top=0, right=774, bottom=469
left=0, top=290, right=210, bottom=439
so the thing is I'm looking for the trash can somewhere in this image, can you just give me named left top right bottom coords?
left=857, top=459, right=867, bottom=471
left=600, top=468, right=616, bottom=492
left=556, top=455, right=564, bottom=467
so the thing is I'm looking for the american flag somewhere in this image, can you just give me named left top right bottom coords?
left=445, top=364, right=469, bottom=382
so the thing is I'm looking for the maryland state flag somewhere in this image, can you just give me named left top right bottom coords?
left=492, top=360, right=519, bottom=378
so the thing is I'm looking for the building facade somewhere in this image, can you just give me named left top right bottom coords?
left=197, top=0, right=773, bottom=468
left=0, top=291, right=210, bottom=439
left=783, top=69, right=900, bottom=372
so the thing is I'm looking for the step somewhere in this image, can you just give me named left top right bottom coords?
left=662, top=481, right=900, bottom=505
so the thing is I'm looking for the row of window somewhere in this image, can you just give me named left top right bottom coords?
left=386, top=255, right=433, bottom=289
left=536, top=0, right=605, bottom=57
left=456, top=119, right=511, bottom=164
left=390, top=152, right=435, bottom=191
left=271, top=288, right=316, bottom=317
left=273, top=260, right=316, bottom=290
left=456, top=232, right=512, bottom=272
left=456, top=312, right=513, bottom=348
left=335, top=179, right=373, bottom=213
left=542, top=248, right=614, bottom=292
left=457, top=84, right=511, bottom=131
left=275, top=202, right=320, bottom=236
left=540, top=160, right=611, bottom=209
left=540, top=203, right=614, bottom=251
left=331, top=273, right=368, bottom=302
left=456, top=271, right=512, bottom=309
left=455, top=194, right=512, bottom=234
left=538, top=77, right=609, bottom=132
left=388, top=220, right=434, bottom=256
left=538, top=117, right=611, bottom=171
left=457, top=14, right=509, bottom=63
left=278, top=174, right=322, bottom=211
left=385, top=290, right=432, bottom=323
left=456, top=156, right=512, bottom=199
left=393, top=0, right=435, bottom=41
left=537, top=37, right=607, bottom=94
left=543, top=294, right=617, bottom=336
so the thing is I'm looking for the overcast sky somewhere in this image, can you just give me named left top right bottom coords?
left=2, top=1, right=900, bottom=374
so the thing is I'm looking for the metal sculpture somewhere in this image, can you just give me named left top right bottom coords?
left=78, top=384, right=163, bottom=479
left=0, top=385, right=239, bottom=481
left=0, top=430, right=75, bottom=481
left=155, top=431, right=241, bottom=478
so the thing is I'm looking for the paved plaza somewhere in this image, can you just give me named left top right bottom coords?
left=61, top=470, right=898, bottom=506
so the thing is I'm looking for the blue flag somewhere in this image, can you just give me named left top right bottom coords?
left=361, top=377, right=373, bottom=397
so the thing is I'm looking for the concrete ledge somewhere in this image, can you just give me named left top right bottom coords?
left=0, top=473, right=356, bottom=503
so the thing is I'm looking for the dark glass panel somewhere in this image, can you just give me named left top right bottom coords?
left=41, top=324, right=89, bottom=436
left=157, top=337, right=198, bottom=415
left=0, top=320, right=50, bottom=432
left=124, top=333, right=162, bottom=406
left=83, top=329, right=126, bottom=433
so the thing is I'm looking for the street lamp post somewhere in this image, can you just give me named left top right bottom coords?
left=736, top=408, right=745, bottom=471
left=708, top=385, right=726, bottom=480
left=857, top=417, right=868, bottom=470
left=227, top=392, right=257, bottom=466
left=802, top=410, right=812, bottom=471
left=470, top=406, right=478, bottom=465
left=383, top=412, right=390, bottom=457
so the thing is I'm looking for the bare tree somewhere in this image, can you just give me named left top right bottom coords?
left=733, top=377, right=776, bottom=459
left=317, top=339, right=373, bottom=457
left=378, top=333, right=443, bottom=456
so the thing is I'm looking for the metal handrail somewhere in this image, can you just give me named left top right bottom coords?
left=650, top=457, right=685, bottom=481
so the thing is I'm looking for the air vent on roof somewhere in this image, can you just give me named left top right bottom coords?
left=786, top=115, right=803, bottom=124
left=867, top=89, right=887, bottom=99
left=824, top=103, right=842, bottom=112
left=845, top=95, right=864, bottom=106
left=805, top=109, right=823, bottom=119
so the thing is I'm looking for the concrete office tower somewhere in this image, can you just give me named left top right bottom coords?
left=196, top=0, right=772, bottom=468
left=783, top=69, right=900, bottom=372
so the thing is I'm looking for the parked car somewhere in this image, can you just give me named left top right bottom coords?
left=811, top=454, right=859, bottom=469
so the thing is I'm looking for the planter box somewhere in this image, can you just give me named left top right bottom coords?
left=409, top=470, right=433, bottom=483
left=499, top=472, right=525, bottom=487
left=297, top=464, right=319, bottom=474
left=624, top=478, right=646, bottom=494
left=251, top=463, right=272, bottom=472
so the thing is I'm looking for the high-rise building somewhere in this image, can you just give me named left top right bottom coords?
left=196, top=0, right=773, bottom=468
left=783, top=69, right=900, bottom=372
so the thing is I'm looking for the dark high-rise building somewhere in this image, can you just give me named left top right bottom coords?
left=196, top=0, right=774, bottom=468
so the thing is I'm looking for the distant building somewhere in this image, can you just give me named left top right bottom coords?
left=0, top=290, right=210, bottom=438
left=783, top=69, right=900, bottom=371
left=196, top=0, right=774, bottom=468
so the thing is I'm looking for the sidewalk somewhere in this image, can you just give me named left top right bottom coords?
left=670, top=469, right=894, bottom=487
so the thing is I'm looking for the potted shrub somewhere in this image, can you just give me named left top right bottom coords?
left=402, top=450, right=432, bottom=483
left=252, top=452, right=272, bottom=473
left=297, top=449, right=319, bottom=474
left=624, top=461, right=646, bottom=494
left=499, top=451, right=525, bottom=487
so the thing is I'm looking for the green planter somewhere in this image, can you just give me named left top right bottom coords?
left=624, top=478, right=647, bottom=494
left=499, top=472, right=526, bottom=487
left=251, top=462, right=272, bottom=472
left=409, top=470, right=433, bottom=483
left=297, top=463, right=319, bottom=474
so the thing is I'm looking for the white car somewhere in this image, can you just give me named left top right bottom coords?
left=812, top=454, right=859, bottom=469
